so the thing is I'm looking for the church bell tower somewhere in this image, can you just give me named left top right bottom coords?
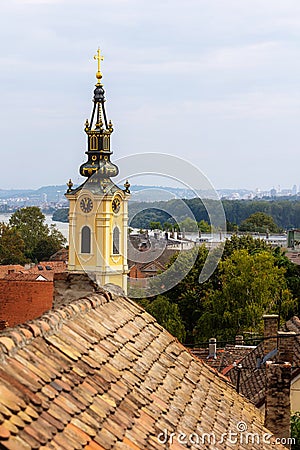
left=66, top=49, right=130, bottom=294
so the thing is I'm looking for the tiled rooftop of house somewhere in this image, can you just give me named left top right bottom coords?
left=26, top=261, right=67, bottom=281
left=286, top=251, right=300, bottom=265
left=0, top=262, right=67, bottom=282
left=0, top=265, right=25, bottom=279
left=2, top=272, right=50, bottom=282
left=228, top=316, right=300, bottom=406
left=192, top=344, right=254, bottom=373
left=0, top=291, right=285, bottom=450
left=28, top=261, right=67, bottom=273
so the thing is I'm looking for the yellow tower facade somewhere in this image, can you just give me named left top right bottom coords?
left=66, top=50, right=130, bottom=293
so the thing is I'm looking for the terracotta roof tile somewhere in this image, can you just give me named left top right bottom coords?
left=65, top=422, right=90, bottom=446
left=3, top=434, right=33, bottom=450
left=17, top=411, right=33, bottom=425
left=0, top=292, right=287, bottom=450
left=85, top=442, right=107, bottom=450
left=53, top=431, right=77, bottom=450
left=0, top=337, right=16, bottom=354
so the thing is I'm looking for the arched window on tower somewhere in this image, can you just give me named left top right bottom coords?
left=103, top=136, right=109, bottom=150
left=113, top=227, right=120, bottom=254
left=90, top=135, right=98, bottom=150
left=81, top=226, right=91, bottom=253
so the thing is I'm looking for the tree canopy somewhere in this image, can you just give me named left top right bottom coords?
left=132, top=235, right=298, bottom=345
left=127, top=198, right=300, bottom=230
left=8, top=207, right=66, bottom=262
left=0, top=223, right=26, bottom=265
left=146, top=296, right=186, bottom=342
left=53, top=197, right=300, bottom=230
left=239, top=212, right=280, bottom=233
left=195, top=249, right=294, bottom=342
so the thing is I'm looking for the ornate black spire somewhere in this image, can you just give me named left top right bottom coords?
left=80, top=49, right=119, bottom=180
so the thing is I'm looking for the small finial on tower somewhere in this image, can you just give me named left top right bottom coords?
left=67, top=178, right=74, bottom=192
left=124, top=180, right=131, bottom=194
left=94, top=48, right=104, bottom=84
left=108, top=120, right=113, bottom=132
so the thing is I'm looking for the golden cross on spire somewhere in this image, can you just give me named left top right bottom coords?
left=94, top=48, right=104, bottom=83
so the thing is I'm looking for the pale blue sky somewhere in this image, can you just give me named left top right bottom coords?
left=1, top=0, right=300, bottom=190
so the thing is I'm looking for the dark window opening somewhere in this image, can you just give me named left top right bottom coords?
left=81, top=226, right=91, bottom=253
left=113, top=227, right=120, bottom=254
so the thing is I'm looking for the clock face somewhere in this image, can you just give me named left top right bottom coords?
left=112, top=197, right=121, bottom=214
left=80, top=197, right=93, bottom=213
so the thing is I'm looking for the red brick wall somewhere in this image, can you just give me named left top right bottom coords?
left=0, top=280, right=53, bottom=327
left=129, top=266, right=144, bottom=279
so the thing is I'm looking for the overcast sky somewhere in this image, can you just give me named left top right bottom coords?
left=1, top=0, right=300, bottom=191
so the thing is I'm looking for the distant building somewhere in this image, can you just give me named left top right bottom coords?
left=287, top=229, right=300, bottom=248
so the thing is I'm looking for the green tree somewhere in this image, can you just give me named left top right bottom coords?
left=222, top=234, right=272, bottom=260
left=9, top=207, right=66, bottom=261
left=149, top=221, right=162, bottom=230
left=0, top=223, right=27, bottom=265
left=32, top=235, right=63, bottom=262
left=146, top=295, right=186, bottom=342
left=272, top=246, right=300, bottom=317
left=226, top=220, right=238, bottom=232
left=149, top=245, right=212, bottom=343
left=239, top=212, right=280, bottom=233
left=195, top=249, right=295, bottom=341
left=179, top=217, right=198, bottom=232
left=291, top=412, right=300, bottom=450
left=163, top=221, right=173, bottom=231
left=198, top=220, right=211, bottom=233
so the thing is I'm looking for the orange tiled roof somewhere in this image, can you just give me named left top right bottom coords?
left=0, top=262, right=67, bottom=282
left=21, top=261, right=67, bottom=281
left=3, top=272, right=50, bottom=282
left=0, top=292, right=285, bottom=450
left=0, top=265, right=24, bottom=279
left=28, top=261, right=67, bottom=273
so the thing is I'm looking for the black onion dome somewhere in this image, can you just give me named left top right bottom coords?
left=94, top=85, right=105, bottom=102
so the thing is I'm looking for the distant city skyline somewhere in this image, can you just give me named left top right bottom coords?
left=0, top=182, right=300, bottom=206
left=1, top=1, right=300, bottom=190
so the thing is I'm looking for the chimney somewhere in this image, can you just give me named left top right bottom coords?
left=276, top=331, right=295, bottom=364
left=264, top=331, right=295, bottom=448
left=263, top=314, right=279, bottom=356
left=208, top=338, right=217, bottom=359
left=235, top=335, right=244, bottom=346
